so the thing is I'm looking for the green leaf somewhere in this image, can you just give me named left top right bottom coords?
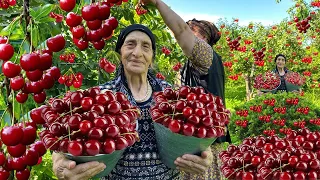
left=33, top=4, right=54, bottom=21
left=31, top=26, right=39, bottom=48
left=36, top=17, right=56, bottom=23
left=0, top=18, right=19, bottom=36
left=30, top=8, right=37, bottom=18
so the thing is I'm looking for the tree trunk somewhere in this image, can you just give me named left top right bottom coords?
left=244, top=75, right=252, bottom=101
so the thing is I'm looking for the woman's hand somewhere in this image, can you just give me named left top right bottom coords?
left=174, top=147, right=213, bottom=174
left=52, top=152, right=106, bottom=180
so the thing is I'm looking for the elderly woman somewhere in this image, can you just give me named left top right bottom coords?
left=52, top=24, right=213, bottom=180
left=140, top=0, right=230, bottom=179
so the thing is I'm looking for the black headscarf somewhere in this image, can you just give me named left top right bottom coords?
left=115, top=24, right=156, bottom=58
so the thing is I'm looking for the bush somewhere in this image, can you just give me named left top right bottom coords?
left=229, top=92, right=320, bottom=141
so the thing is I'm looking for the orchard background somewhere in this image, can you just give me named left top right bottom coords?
left=0, top=0, right=320, bottom=179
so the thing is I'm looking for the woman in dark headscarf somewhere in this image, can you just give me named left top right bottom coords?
left=140, top=0, right=230, bottom=179
left=51, top=24, right=213, bottom=180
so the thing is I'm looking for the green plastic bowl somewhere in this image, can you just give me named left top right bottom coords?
left=64, top=149, right=125, bottom=178
left=285, top=82, right=300, bottom=92
left=153, top=122, right=216, bottom=169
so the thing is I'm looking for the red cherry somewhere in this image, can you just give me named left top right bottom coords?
left=1, top=126, right=24, bottom=146
left=23, top=148, right=39, bottom=166
left=115, top=136, right=128, bottom=150
left=66, top=12, right=82, bottom=27
left=15, top=168, right=30, bottom=180
left=103, top=138, right=116, bottom=154
left=33, top=91, right=46, bottom=104
left=7, top=144, right=26, bottom=157
left=93, top=40, right=105, bottom=50
left=84, top=140, right=101, bottom=156
left=68, top=141, right=83, bottom=156
left=107, top=101, right=121, bottom=114
left=196, top=126, right=207, bottom=138
left=81, top=5, right=99, bottom=21
left=168, top=120, right=181, bottom=133
left=87, top=127, right=104, bottom=141
left=79, top=120, right=93, bottom=135
left=26, top=69, right=43, bottom=81
left=20, top=126, right=37, bottom=145
left=72, top=26, right=85, bottom=39
left=182, top=123, right=195, bottom=136
left=46, top=34, right=66, bottom=52
left=105, top=124, right=120, bottom=138
left=10, top=76, right=25, bottom=91
left=104, top=61, right=116, bottom=73
left=107, top=17, right=118, bottom=29
left=59, top=0, right=76, bottom=12
left=100, top=22, right=113, bottom=38
left=98, top=4, right=110, bottom=20
left=2, top=61, right=21, bottom=78
left=30, top=141, right=46, bottom=157
left=38, top=53, right=52, bottom=71
left=87, top=19, right=102, bottom=30
left=0, top=43, right=14, bottom=61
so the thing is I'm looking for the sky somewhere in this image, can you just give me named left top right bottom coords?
left=162, top=0, right=294, bottom=26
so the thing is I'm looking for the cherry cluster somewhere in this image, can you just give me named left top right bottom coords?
left=263, top=98, right=276, bottom=106
left=284, top=72, right=306, bottom=86
left=237, top=46, right=246, bottom=52
left=302, top=71, right=312, bottom=77
left=301, top=56, right=312, bottom=64
left=309, top=119, right=320, bottom=126
left=49, top=12, right=63, bottom=23
left=236, top=110, right=249, bottom=117
left=249, top=105, right=262, bottom=113
left=311, top=1, right=320, bottom=7
left=135, top=3, right=148, bottom=15
left=294, top=16, right=312, bottom=33
left=273, top=107, right=287, bottom=114
left=235, top=120, right=248, bottom=128
left=58, top=71, right=84, bottom=88
left=156, top=73, right=166, bottom=80
left=99, top=58, right=116, bottom=74
left=162, top=46, right=171, bottom=56
left=223, top=61, right=233, bottom=68
left=1, top=35, right=65, bottom=104
left=220, top=128, right=320, bottom=180
left=150, top=86, right=230, bottom=138
left=286, top=97, right=299, bottom=105
left=66, top=2, right=120, bottom=51
left=263, top=129, right=276, bottom=136
left=258, top=115, right=272, bottom=123
left=34, top=87, right=140, bottom=156
left=254, top=71, right=281, bottom=91
left=272, top=119, right=286, bottom=126
left=296, top=107, right=310, bottom=115
left=293, top=121, right=307, bottom=128
left=59, top=53, right=76, bottom=63
left=0, top=122, right=46, bottom=179
left=0, top=0, right=16, bottom=9
left=244, top=39, right=253, bottom=45
left=228, top=75, right=239, bottom=81
left=172, top=62, right=182, bottom=71
left=227, top=37, right=241, bottom=51
left=251, top=47, right=266, bottom=66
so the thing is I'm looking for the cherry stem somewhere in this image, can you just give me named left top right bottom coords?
left=11, top=90, right=15, bottom=126
left=226, top=163, right=252, bottom=179
left=263, top=163, right=289, bottom=179
left=48, top=130, right=81, bottom=150
left=120, top=132, right=140, bottom=142
left=59, top=107, right=82, bottom=118
left=29, top=19, right=33, bottom=53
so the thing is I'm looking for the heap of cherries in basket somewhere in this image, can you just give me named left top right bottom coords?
left=150, top=86, right=230, bottom=139
left=35, top=87, right=140, bottom=156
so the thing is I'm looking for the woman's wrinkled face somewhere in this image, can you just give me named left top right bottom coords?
left=120, top=31, right=153, bottom=75
left=276, top=56, right=286, bottom=68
